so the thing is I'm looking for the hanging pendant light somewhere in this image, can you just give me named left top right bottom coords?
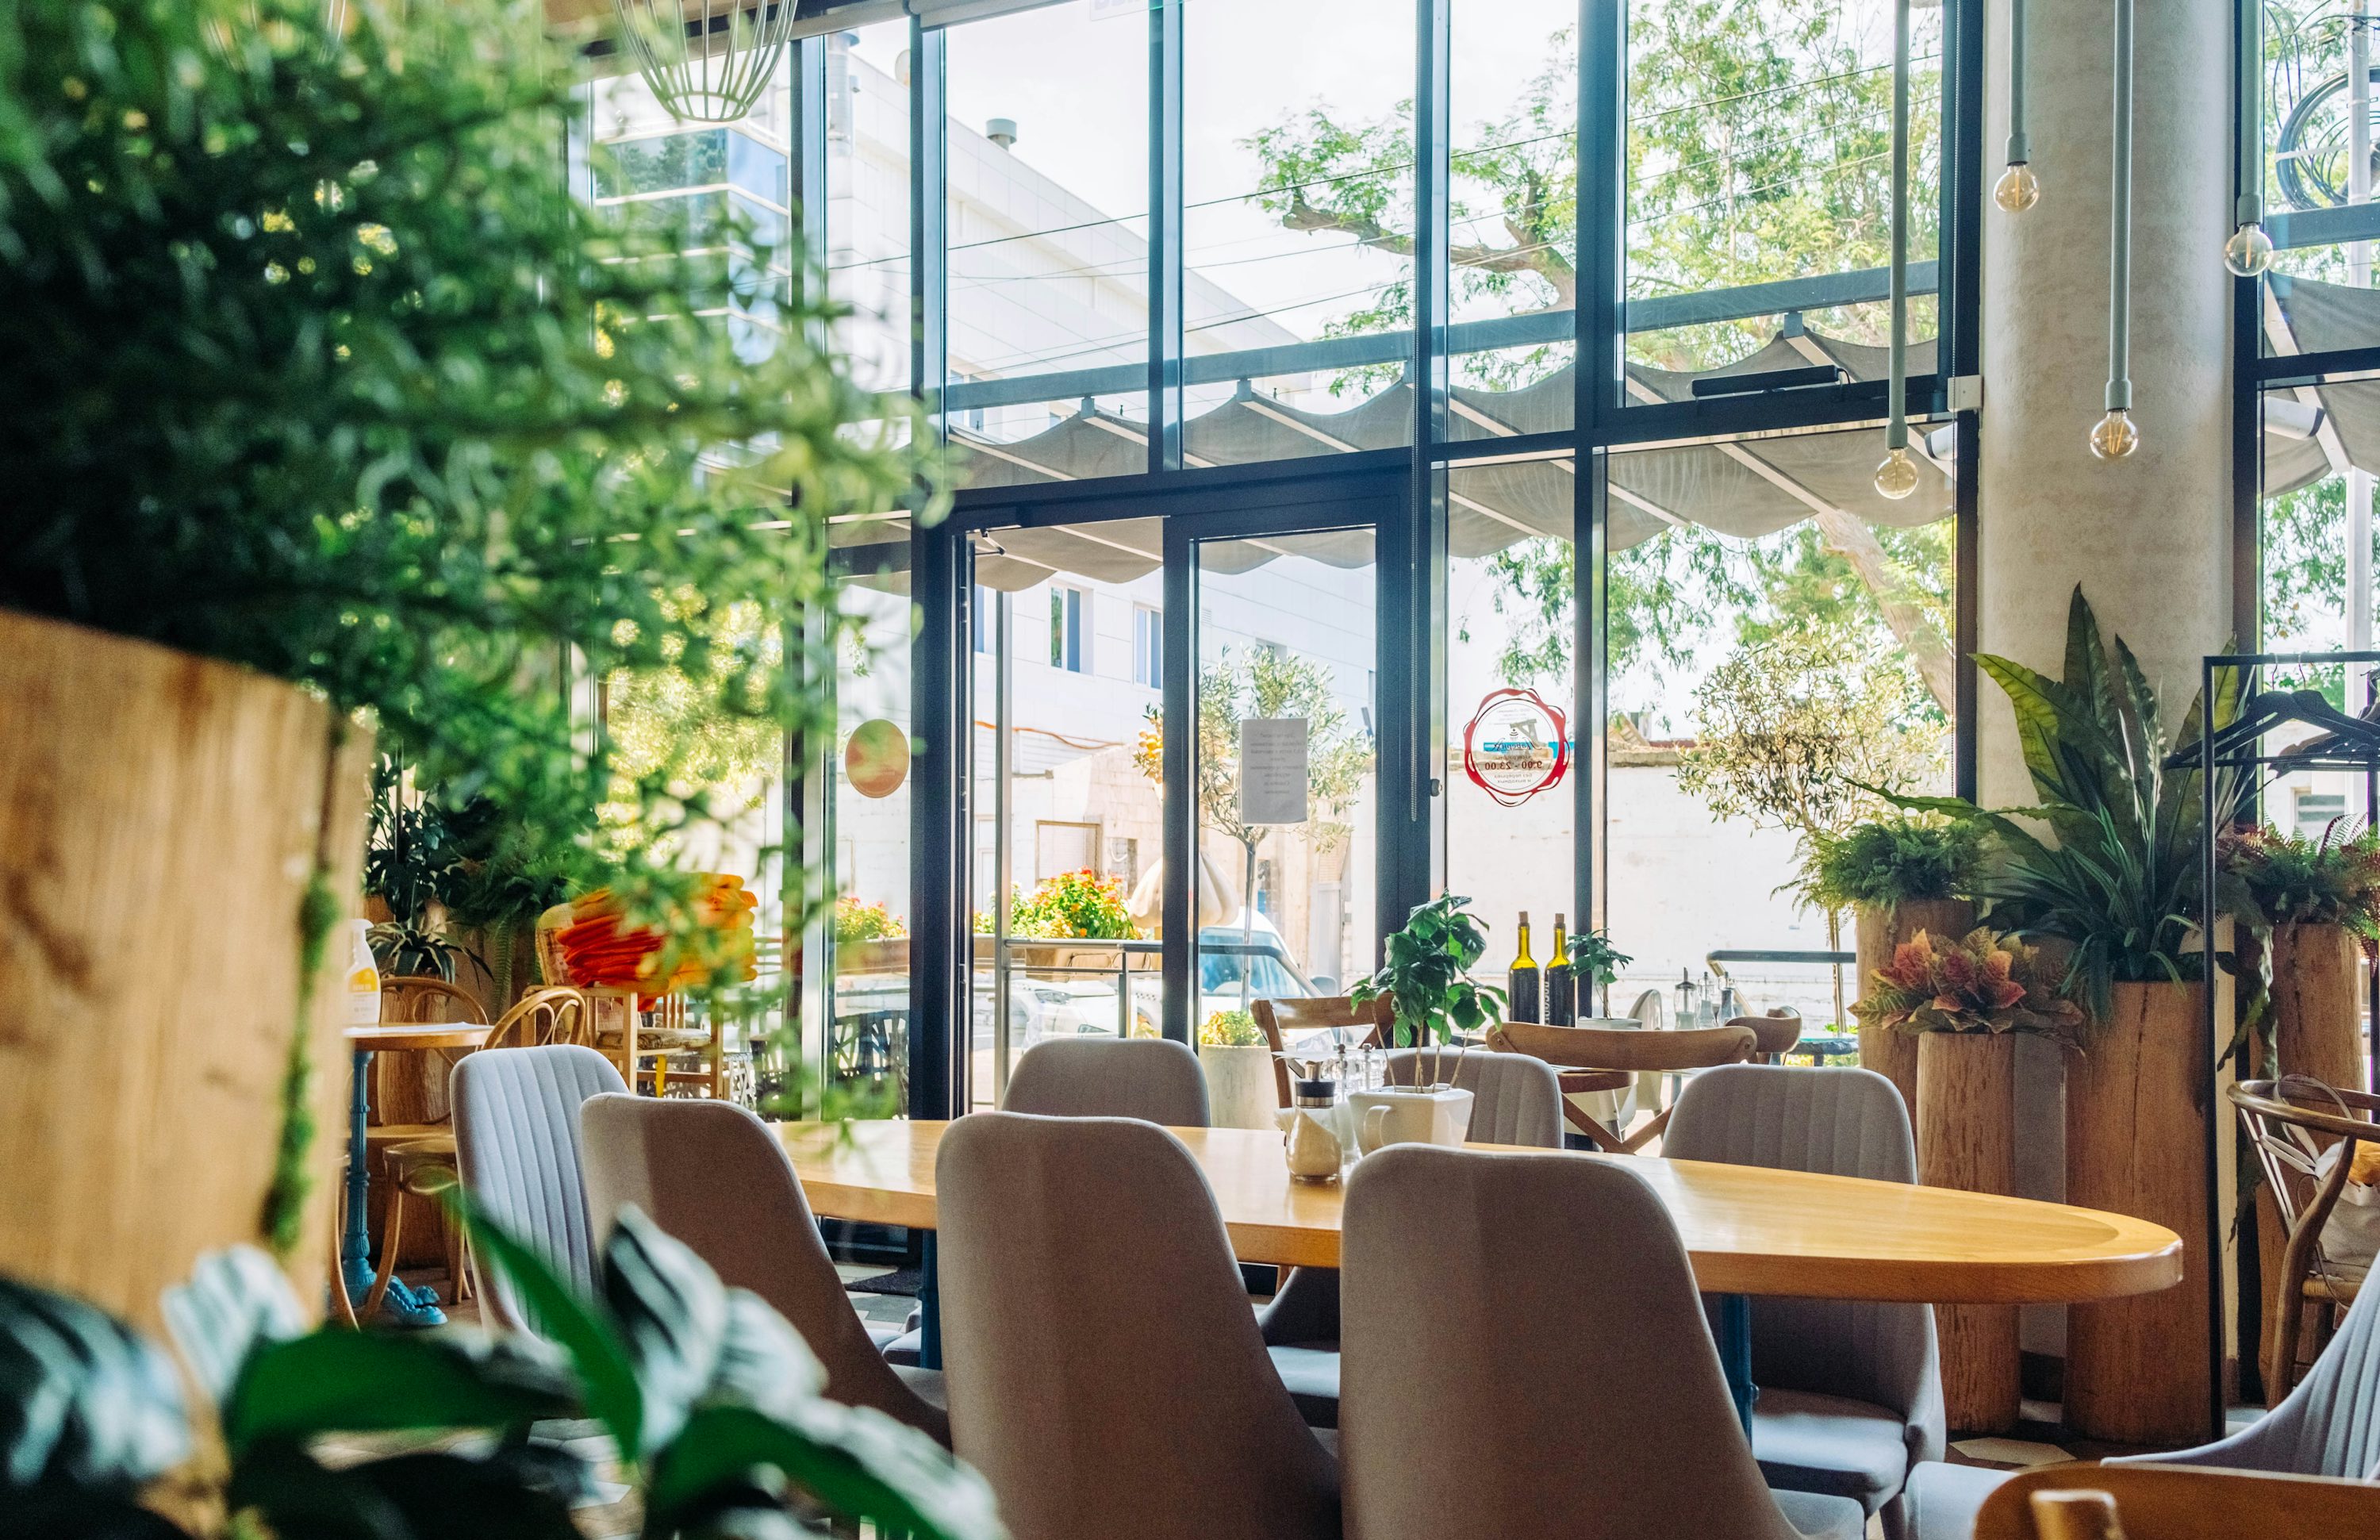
left=1875, top=0, right=1919, bottom=500
left=1993, top=0, right=2041, bottom=212
left=614, top=0, right=802, bottom=125
left=2223, top=0, right=2274, bottom=275
left=2094, top=0, right=2140, bottom=459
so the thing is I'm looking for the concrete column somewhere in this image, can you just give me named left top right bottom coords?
left=1977, top=0, right=2234, bottom=1355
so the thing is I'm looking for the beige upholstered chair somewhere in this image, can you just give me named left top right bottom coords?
left=1003, top=1035, right=1210, bottom=1126
left=1339, top=1144, right=1864, bottom=1540
left=1664, top=1064, right=1944, bottom=1540
left=578, top=1094, right=948, bottom=1446
left=935, top=1112, right=1338, bottom=1540
left=1256, top=1044, right=1569, bottom=1427
left=1252, top=994, right=1392, bottom=1105
left=1486, top=1020, right=1758, bottom=1151
left=449, top=1044, right=627, bottom=1335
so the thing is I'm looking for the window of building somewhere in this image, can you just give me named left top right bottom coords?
left=1051, top=586, right=1089, bottom=672
left=1133, top=604, right=1162, bottom=687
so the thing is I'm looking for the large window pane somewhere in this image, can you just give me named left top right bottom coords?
left=827, top=525, right=916, bottom=1111
left=2257, top=10, right=2380, bottom=335
left=1625, top=0, right=1940, bottom=380
left=1599, top=421, right=1956, bottom=1029
left=942, top=2, right=1150, bottom=483
left=1448, top=2, right=1579, bottom=440
left=1446, top=457, right=1580, bottom=1000
left=827, top=25, right=911, bottom=395
left=1182, top=0, right=1414, bottom=453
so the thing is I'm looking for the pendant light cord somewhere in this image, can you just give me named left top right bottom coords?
left=1887, top=0, right=1910, bottom=451
left=2236, top=0, right=2261, bottom=228
left=2107, top=0, right=2134, bottom=415
left=2006, top=0, right=2029, bottom=166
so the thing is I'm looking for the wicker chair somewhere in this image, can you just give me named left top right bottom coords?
left=533, top=903, right=724, bottom=1097
left=2229, top=1075, right=2379, bottom=1400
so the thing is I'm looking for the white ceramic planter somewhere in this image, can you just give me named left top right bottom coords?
left=1199, top=1043, right=1280, bottom=1130
left=1349, top=1085, right=1475, bottom=1153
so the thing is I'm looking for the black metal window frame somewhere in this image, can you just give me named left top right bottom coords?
left=778, top=0, right=1988, bottom=1119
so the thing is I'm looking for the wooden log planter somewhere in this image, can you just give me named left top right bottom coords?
left=1917, top=1030, right=2021, bottom=1434
left=1855, top=898, right=1976, bottom=1123
left=2268, top=921, right=2363, bottom=1088
left=2064, top=981, right=2215, bottom=1445
left=0, top=610, right=367, bottom=1330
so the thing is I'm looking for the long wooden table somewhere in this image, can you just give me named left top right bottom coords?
left=781, top=1119, right=2183, bottom=1428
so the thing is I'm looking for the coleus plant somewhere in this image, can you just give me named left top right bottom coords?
left=1850, top=927, right=2084, bottom=1043
left=0, top=1208, right=1005, bottom=1540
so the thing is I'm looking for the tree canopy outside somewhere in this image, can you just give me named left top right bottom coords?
left=1242, top=3, right=1953, bottom=727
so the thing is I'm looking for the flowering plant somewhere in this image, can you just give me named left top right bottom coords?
left=1010, top=870, right=1138, bottom=940
left=835, top=896, right=909, bottom=945
left=1851, top=927, right=2082, bottom=1041
left=1200, top=1008, right=1263, bottom=1048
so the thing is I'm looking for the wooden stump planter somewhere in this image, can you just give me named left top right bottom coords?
left=1917, top=1030, right=2022, bottom=1434
left=1855, top=897, right=1976, bottom=1123
left=2064, top=981, right=2214, bottom=1445
left=2267, top=921, right=2363, bottom=1089
left=0, top=610, right=367, bottom=1330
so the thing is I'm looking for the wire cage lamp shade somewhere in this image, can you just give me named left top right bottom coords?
left=613, top=0, right=800, bottom=125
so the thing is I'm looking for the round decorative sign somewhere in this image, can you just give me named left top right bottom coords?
left=1461, top=687, right=1569, bottom=807
left=844, top=719, right=911, bottom=799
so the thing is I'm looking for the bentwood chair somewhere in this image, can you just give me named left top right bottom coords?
left=449, top=1044, right=627, bottom=1335
left=1970, top=1465, right=2380, bottom=1540
left=2229, top=1076, right=2378, bottom=1398
left=1255, top=1045, right=1568, bottom=1427
left=578, top=1094, right=949, bottom=1446
left=1665, top=1065, right=1944, bottom=1540
left=1004, top=1035, right=1210, bottom=1127
left=1340, top=1145, right=1864, bottom=1540
left=936, top=1113, right=1339, bottom=1540
left=1252, top=994, right=1392, bottom=1106
left=1486, top=1020, right=1759, bottom=1151
left=1734, top=1010, right=1808, bottom=1064
left=532, top=903, right=724, bottom=1098
left=1905, top=1262, right=2380, bottom=1540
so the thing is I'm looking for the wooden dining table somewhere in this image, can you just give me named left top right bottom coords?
left=780, top=1118, right=2183, bottom=1432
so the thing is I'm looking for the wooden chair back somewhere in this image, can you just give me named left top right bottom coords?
left=2229, top=1076, right=2380, bottom=1396
left=374, top=976, right=488, bottom=1126
left=1973, top=1462, right=2380, bottom=1540
left=1730, top=1012, right=1804, bottom=1062
left=1252, top=995, right=1392, bottom=1107
left=486, top=985, right=592, bottom=1051
left=1485, top=1022, right=1757, bottom=1153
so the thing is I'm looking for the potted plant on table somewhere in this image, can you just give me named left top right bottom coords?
left=1346, top=895, right=1507, bottom=1150
left=0, top=0, right=931, bottom=1327
left=1811, top=812, right=1988, bottom=1119
left=1198, top=1008, right=1279, bottom=1131
left=1894, top=588, right=2244, bottom=1444
left=1854, top=927, right=2079, bottom=1434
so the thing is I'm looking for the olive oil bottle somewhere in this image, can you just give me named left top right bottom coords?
left=1545, top=913, right=1576, bottom=1025
left=1507, top=911, right=1541, bottom=1023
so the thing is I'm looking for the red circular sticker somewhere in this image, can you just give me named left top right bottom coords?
left=1462, top=687, right=1569, bottom=807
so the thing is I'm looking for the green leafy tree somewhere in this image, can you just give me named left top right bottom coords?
left=1244, top=8, right=1953, bottom=712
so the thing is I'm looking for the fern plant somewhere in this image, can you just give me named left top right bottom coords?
left=1810, top=814, right=1987, bottom=912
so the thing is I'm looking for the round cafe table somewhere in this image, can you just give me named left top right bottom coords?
left=777, top=1119, right=2182, bottom=1434
left=342, top=1022, right=493, bottom=1327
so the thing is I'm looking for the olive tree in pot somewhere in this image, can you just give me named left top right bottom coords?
left=1854, top=927, right=2080, bottom=1434
left=1813, top=813, right=1987, bottom=1121
left=1900, top=589, right=2244, bottom=1444
left=1347, top=895, right=1506, bottom=1150
left=0, top=0, right=930, bottom=1327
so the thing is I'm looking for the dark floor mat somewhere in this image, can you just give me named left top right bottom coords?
left=846, top=1267, right=921, bottom=1297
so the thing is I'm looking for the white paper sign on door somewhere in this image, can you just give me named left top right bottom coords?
left=1239, top=717, right=1310, bottom=825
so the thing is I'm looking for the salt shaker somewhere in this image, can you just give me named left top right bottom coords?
left=1284, top=1077, right=1344, bottom=1183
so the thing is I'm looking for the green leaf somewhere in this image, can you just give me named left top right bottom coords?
left=231, top=1438, right=585, bottom=1540
left=708, top=1291, right=827, bottom=1423
left=459, top=1199, right=644, bottom=1460
left=646, top=1403, right=1008, bottom=1540
left=0, top=1277, right=189, bottom=1497
left=221, top=1330, right=579, bottom=1454
left=601, top=1208, right=729, bottom=1457
left=159, top=1246, right=307, bottom=1408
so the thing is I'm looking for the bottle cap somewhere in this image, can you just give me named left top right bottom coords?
left=1518, top=909, right=1529, bottom=924
left=1294, top=1078, right=1336, bottom=1101
left=1553, top=912, right=1565, bottom=927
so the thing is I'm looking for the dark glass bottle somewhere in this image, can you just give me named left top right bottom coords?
left=1507, top=911, right=1541, bottom=1023
left=1545, top=912, right=1576, bottom=1026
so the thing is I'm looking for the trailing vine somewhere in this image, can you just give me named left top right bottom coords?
left=261, top=720, right=351, bottom=1259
